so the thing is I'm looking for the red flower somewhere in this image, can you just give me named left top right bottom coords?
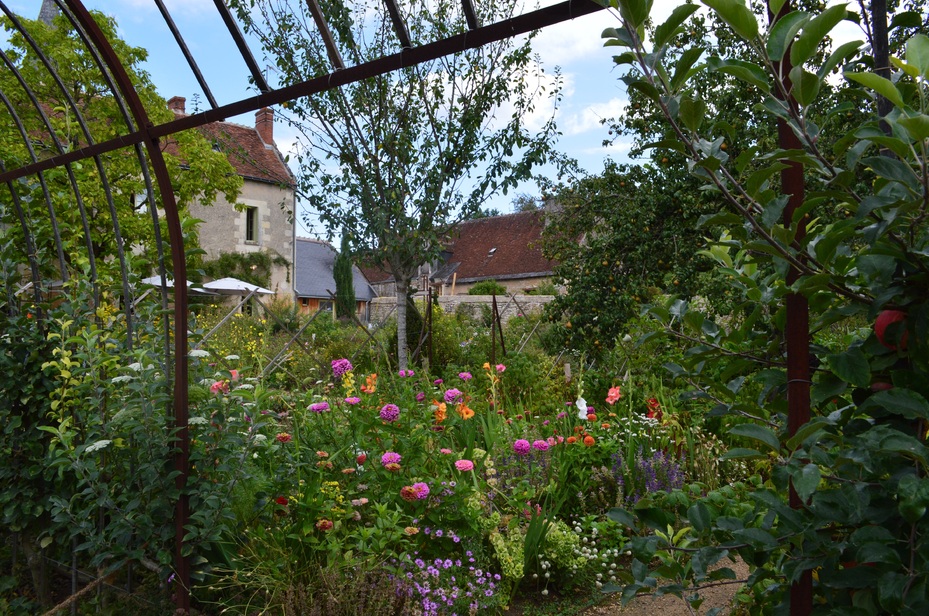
left=276, top=432, right=292, bottom=443
left=356, top=453, right=367, bottom=465
left=275, top=496, right=288, bottom=506
left=316, top=519, right=333, bottom=531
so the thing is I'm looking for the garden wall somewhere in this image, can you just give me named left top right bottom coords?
left=370, top=294, right=555, bottom=326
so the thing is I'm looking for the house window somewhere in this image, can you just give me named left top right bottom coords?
left=300, top=298, right=309, bottom=307
left=320, top=300, right=333, bottom=312
left=245, top=206, right=258, bottom=243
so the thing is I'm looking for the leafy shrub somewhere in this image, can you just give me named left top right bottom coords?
left=468, top=280, right=507, bottom=296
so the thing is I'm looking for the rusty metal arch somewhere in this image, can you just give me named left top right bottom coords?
left=0, top=0, right=606, bottom=611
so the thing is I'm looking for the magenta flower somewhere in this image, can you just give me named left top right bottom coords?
left=398, top=369, right=415, bottom=377
left=513, top=439, right=531, bottom=456
left=381, top=451, right=402, bottom=467
left=532, top=439, right=549, bottom=452
left=331, top=358, right=353, bottom=378
left=344, top=396, right=361, bottom=405
left=412, top=482, right=430, bottom=499
left=434, top=378, right=444, bottom=385
left=495, top=364, right=506, bottom=373
left=440, top=448, right=453, bottom=455
left=416, top=391, right=426, bottom=402
left=458, top=371, right=473, bottom=381
left=379, top=403, right=400, bottom=422
left=309, top=401, right=330, bottom=413
left=444, top=388, right=463, bottom=404
left=455, top=459, right=474, bottom=472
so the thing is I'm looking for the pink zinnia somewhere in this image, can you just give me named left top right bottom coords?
left=345, top=396, right=360, bottom=405
left=444, top=388, right=463, bottom=404
left=412, top=482, right=430, bottom=499
left=310, top=401, right=330, bottom=412
left=381, top=451, right=402, bottom=467
left=458, top=372, right=473, bottom=381
left=276, top=432, right=292, bottom=444
left=513, top=439, right=531, bottom=456
left=455, top=459, right=474, bottom=472
left=440, top=448, right=453, bottom=455
left=331, top=358, right=353, bottom=377
left=379, top=403, right=400, bottom=422
left=532, top=439, right=549, bottom=452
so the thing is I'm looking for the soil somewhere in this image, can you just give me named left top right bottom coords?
left=580, top=558, right=750, bottom=616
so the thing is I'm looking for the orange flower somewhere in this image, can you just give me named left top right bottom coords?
left=583, top=435, right=595, bottom=446
left=574, top=426, right=584, bottom=434
left=456, top=403, right=475, bottom=420
left=601, top=423, right=610, bottom=429
left=432, top=400, right=447, bottom=423
left=566, top=436, right=577, bottom=444
left=587, top=413, right=597, bottom=421
left=360, top=373, right=378, bottom=394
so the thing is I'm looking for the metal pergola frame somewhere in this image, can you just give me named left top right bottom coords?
left=0, top=0, right=607, bottom=611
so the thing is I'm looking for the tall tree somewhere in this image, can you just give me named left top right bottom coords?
left=230, top=0, right=561, bottom=369
left=334, top=233, right=356, bottom=320
left=0, top=11, right=242, bottom=285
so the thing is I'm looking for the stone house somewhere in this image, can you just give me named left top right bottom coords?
left=166, top=96, right=296, bottom=299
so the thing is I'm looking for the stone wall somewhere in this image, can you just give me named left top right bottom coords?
left=370, top=294, right=555, bottom=326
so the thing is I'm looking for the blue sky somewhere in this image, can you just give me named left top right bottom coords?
left=12, top=0, right=862, bottom=237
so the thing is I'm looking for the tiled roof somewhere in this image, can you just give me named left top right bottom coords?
left=293, top=237, right=376, bottom=300
left=163, top=116, right=294, bottom=187
left=434, top=210, right=555, bottom=283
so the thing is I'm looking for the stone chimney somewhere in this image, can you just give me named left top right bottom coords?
left=256, top=107, right=274, bottom=144
left=167, top=96, right=186, bottom=114
left=38, top=0, right=59, bottom=26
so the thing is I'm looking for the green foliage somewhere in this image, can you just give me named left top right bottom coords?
left=542, top=162, right=717, bottom=356
left=227, top=0, right=562, bottom=369
left=603, top=0, right=929, bottom=611
left=198, top=250, right=287, bottom=289
left=468, top=279, right=508, bottom=296
left=0, top=11, right=241, bottom=285
left=334, top=235, right=356, bottom=320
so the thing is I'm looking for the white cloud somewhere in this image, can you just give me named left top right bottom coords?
left=559, top=97, right=627, bottom=137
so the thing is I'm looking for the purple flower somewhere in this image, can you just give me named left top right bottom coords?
left=344, top=396, right=360, bottom=405
left=459, top=371, right=473, bottom=381
left=416, top=391, right=426, bottom=402
left=380, top=403, right=400, bottom=422
left=513, top=439, right=531, bottom=456
left=532, top=439, right=549, bottom=452
left=309, top=401, right=330, bottom=413
left=331, top=358, right=353, bottom=377
left=444, top=388, right=463, bottom=404
left=433, top=378, right=444, bottom=385
left=399, top=369, right=415, bottom=377
left=381, top=451, right=402, bottom=467
left=412, top=482, right=430, bottom=499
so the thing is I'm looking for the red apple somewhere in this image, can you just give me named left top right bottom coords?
left=875, top=309, right=908, bottom=350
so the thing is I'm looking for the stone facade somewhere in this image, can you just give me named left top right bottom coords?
left=369, top=294, right=555, bottom=327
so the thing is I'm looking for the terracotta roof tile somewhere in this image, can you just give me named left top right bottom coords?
left=163, top=114, right=294, bottom=186
left=437, top=210, right=555, bottom=282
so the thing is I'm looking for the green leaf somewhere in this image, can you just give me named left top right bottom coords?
left=791, top=463, right=821, bottom=501
left=654, top=4, right=700, bottom=48
left=845, top=72, right=905, bottom=108
left=708, top=57, right=770, bottom=92
left=687, top=502, right=713, bottom=532
left=732, top=527, right=777, bottom=549
left=863, top=156, right=920, bottom=191
left=729, top=424, right=780, bottom=453
left=818, top=40, right=863, bottom=79
left=789, top=66, right=821, bottom=106
left=825, top=347, right=871, bottom=388
left=679, top=96, right=706, bottom=132
left=899, top=113, right=929, bottom=142
left=670, top=47, right=706, bottom=92
left=607, top=507, right=637, bottom=528
left=906, top=34, right=929, bottom=80
left=767, top=11, right=809, bottom=61
left=786, top=417, right=830, bottom=450
left=617, top=0, right=654, bottom=31
left=702, top=0, right=759, bottom=42
left=860, top=389, right=929, bottom=420
left=790, top=5, right=847, bottom=67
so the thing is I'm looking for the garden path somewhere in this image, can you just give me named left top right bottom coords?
left=581, top=558, right=749, bottom=616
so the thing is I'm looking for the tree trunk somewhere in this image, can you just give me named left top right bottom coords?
left=396, top=277, right=409, bottom=370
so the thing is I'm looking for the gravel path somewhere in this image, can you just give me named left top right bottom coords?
left=581, top=559, right=749, bottom=616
